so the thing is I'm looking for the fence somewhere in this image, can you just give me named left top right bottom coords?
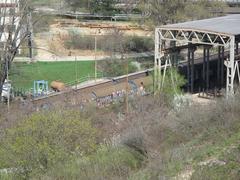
left=64, top=72, right=104, bottom=87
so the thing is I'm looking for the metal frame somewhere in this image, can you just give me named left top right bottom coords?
left=155, top=27, right=236, bottom=96
left=157, top=28, right=231, bottom=46
left=187, top=45, right=196, bottom=93
left=33, top=80, right=48, bottom=97
left=203, top=46, right=210, bottom=93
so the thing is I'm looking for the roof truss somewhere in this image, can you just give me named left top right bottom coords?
left=157, top=28, right=231, bottom=47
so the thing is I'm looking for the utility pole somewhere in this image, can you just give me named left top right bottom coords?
left=94, top=28, right=101, bottom=82
left=125, top=57, right=129, bottom=115
left=75, top=14, right=78, bottom=89
left=95, top=35, right=97, bottom=82
left=75, top=56, right=78, bottom=90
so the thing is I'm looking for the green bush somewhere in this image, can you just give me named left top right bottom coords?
left=39, top=146, right=144, bottom=179
left=191, top=145, right=240, bottom=180
left=124, top=36, right=154, bottom=53
left=99, top=59, right=138, bottom=77
left=0, top=110, right=98, bottom=178
left=155, top=67, right=186, bottom=105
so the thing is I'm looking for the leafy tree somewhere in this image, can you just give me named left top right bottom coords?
left=156, top=67, right=186, bottom=105
left=90, top=0, right=117, bottom=16
left=0, top=110, right=98, bottom=178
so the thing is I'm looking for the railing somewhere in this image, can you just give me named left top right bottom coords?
left=65, top=72, right=104, bottom=87
left=10, top=73, right=105, bottom=99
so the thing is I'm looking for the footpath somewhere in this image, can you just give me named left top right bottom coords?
left=14, top=52, right=154, bottom=62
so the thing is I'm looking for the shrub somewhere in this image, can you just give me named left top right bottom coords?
left=0, top=110, right=98, bottom=178
left=124, top=36, right=154, bottom=53
left=64, top=32, right=95, bottom=50
left=115, top=89, right=240, bottom=178
left=99, top=59, right=138, bottom=77
left=191, top=146, right=240, bottom=180
left=41, top=146, right=144, bottom=179
left=64, top=30, right=154, bottom=53
left=155, top=67, right=186, bottom=106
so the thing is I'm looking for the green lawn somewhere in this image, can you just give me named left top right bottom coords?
left=10, top=61, right=95, bottom=90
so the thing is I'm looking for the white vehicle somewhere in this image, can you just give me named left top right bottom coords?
left=1, top=80, right=13, bottom=101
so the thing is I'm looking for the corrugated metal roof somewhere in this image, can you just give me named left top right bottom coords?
left=160, top=15, right=240, bottom=36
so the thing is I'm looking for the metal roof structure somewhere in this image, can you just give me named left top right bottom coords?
left=155, top=15, right=240, bottom=96
left=161, top=14, right=240, bottom=36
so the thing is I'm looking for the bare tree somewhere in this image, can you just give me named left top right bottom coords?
left=138, top=0, right=227, bottom=26
left=0, top=0, right=30, bottom=97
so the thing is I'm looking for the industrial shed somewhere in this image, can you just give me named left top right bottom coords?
left=155, top=14, right=240, bottom=96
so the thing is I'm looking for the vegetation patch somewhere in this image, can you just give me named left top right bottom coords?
left=0, top=110, right=98, bottom=179
left=64, top=31, right=154, bottom=53
left=43, top=146, right=144, bottom=179
left=191, top=145, right=240, bottom=180
left=99, top=59, right=138, bottom=77
left=10, top=61, right=95, bottom=90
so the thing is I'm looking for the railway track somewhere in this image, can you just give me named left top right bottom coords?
left=31, top=48, right=240, bottom=106
left=32, top=69, right=152, bottom=106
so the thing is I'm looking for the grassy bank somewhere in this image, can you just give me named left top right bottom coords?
left=9, top=61, right=95, bottom=90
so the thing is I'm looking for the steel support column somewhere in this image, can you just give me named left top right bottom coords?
left=217, top=46, right=225, bottom=89
left=176, top=50, right=180, bottom=65
left=221, top=47, right=225, bottom=88
left=206, top=48, right=210, bottom=92
left=187, top=51, right=190, bottom=92
left=170, top=37, right=176, bottom=66
left=217, top=46, right=221, bottom=88
left=187, top=46, right=195, bottom=93
left=154, top=29, right=164, bottom=92
left=203, top=47, right=206, bottom=91
left=236, top=42, right=239, bottom=55
left=191, top=49, right=195, bottom=93
left=203, top=46, right=210, bottom=93
left=226, top=36, right=235, bottom=96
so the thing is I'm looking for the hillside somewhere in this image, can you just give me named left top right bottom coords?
left=1, top=1, right=239, bottom=179
left=0, top=91, right=240, bottom=179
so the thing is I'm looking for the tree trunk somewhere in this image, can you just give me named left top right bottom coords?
left=0, top=61, right=7, bottom=99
